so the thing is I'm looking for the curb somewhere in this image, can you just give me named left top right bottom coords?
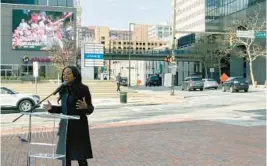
left=95, top=102, right=162, bottom=109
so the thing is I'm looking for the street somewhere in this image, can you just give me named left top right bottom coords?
left=2, top=87, right=266, bottom=129
left=1, top=87, right=266, bottom=165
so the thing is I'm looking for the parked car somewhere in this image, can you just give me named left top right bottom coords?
left=222, top=77, right=249, bottom=93
left=0, top=87, right=40, bottom=112
left=145, top=75, right=161, bottom=86
left=181, top=77, right=204, bottom=91
left=203, top=79, right=219, bottom=89
left=120, top=77, right=128, bottom=86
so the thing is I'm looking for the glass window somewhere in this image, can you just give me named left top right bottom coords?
left=191, top=77, right=202, bottom=81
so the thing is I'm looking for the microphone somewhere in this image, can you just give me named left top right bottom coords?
left=52, top=82, right=68, bottom=95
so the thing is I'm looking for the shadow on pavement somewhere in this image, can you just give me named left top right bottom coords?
left=235, top=109, right=266, bottom=121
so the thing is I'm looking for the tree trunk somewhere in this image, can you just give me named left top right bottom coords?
left=218, top=58, right=222, bottom=78
left=249, top=60, right=256, bottom=87
left=204, top=66, right=208, bottom=78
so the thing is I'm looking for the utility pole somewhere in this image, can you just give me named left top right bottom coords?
left=128, top=23, right=134, bottom=86
left=170, top=0, right=177, bottom=95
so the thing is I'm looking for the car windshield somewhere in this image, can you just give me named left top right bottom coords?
left=1, top=87, right=18, bottom=94
left=191, top=77, right=202, bottom=81
left=235, top=78, right=247, bottom=82
left=150, top=76, right=159, bottom=81
left=207, top=79, right=216, bottom=82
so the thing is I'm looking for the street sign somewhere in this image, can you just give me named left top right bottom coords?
left=236, top=30, right=254, bottom=38
left=83, top=43, right=104, bottom=67
left=210, top=68, right=214, bottom=73
left=255, top=32, right=266, bottom=38
left=33, top=61, right=39, bottom=77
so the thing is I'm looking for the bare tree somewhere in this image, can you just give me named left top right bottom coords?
left=49, top=39, right=76, bottom=71
left=226, top=3, right=266, bottom=86
left=213, top=35, right=232, bottom=77
left=191, top=35, right=217, bottom=78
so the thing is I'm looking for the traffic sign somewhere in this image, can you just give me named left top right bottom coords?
left=236, top=30, right=254, bottom=38
left=33, top=61, right=39, bottom=77
left=210, top=68, right=214, bottom=73
left=255, top=31, right=266, bottom=38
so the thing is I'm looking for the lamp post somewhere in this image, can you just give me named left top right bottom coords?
left=170, top=0, right=177, bottom=95
left=128, top=22, right=135, bottom=86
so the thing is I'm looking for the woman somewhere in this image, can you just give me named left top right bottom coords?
left=43, top=66, right=94, bottom=166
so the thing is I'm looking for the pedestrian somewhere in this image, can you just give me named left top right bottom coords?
left=116, top=73, right=121, bottom=92
left=43, top=66, right=94, bottom=166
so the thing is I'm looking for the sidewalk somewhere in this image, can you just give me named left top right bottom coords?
left=1, top=120, right=265, bottom=166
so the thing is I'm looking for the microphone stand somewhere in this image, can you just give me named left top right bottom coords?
left=12, top=90, right=60, bottom=166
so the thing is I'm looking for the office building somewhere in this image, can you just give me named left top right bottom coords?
left=85, top=26, right=167, bottom=52
left=175, top=0, right=206, bottom=37
left=173, top=0, right=266, bottom=84
left=205, top=0, right=266, bottom=84
left=148, top=23, right=172, bottom=41
left=109, top=30, right=132, bottom=41
left=131, top=24, right=150, bottom=42
left=79, top=26, right=95, bottom=44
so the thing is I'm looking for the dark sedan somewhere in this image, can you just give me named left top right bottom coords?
left=120, top=77, right=128, bottom=86
left=222, top=77, right=249, bottom=93
left=145, top=76, right=161, bottom=86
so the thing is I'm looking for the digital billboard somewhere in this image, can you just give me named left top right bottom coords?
left=12, top=9, right=74, bottom=50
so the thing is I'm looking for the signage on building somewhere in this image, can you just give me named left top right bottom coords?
left=210, top=68, right=215, bottom=73
left=83, top=43, right=104, bottom=67
left=31, top=57, right=51, bottom=62
left=236, top=30, right=255, bottom=38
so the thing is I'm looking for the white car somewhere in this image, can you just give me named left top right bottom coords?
left=203, top=79, right=219, bottom=89
left=0, top=87, right=40, bottom=112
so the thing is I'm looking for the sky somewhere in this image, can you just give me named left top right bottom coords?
left=81, top=0, right=172, bottom=30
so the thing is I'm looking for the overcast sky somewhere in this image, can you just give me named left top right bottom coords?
left=81, top=0, right=172, bottom=29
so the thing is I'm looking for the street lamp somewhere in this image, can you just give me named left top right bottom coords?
left=170, top=0, right=177, bottom=95
left=128, top=22, right=135, bottom=86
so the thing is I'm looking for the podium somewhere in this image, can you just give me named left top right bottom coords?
left=21, top=112, right=80, bottom=166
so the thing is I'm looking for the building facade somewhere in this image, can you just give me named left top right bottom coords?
left=148, top=23, right=173, bottom=41
left=131, top=24, right=150, bottom=42
left=205, top=0, right=266, bottom=84
left=1, top=1, right=77, bottom=78
left=175, top=0, right=206, bottom=37
left=109, top=30, right=132, bottom=41
left=172, top=0, right=266, bottom=84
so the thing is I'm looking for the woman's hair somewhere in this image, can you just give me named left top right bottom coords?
left=57, top=66, right=82, bottom=103
left=61, top=66, right=82, bottom=85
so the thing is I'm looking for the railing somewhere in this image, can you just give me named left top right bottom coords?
left=104, top=48, right=193, bottom=56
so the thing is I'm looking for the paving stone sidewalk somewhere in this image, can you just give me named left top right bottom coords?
left=1, top=120, right=266, bottom=166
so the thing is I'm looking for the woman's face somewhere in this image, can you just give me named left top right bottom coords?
left=63, top=68, right=76, bottom=84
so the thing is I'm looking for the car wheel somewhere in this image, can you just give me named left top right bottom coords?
left=222, top=86, right=226, bottom=92
left=230, top=86, right=234, bottom=93
left=18, top=100, right=33, bottom=112
left=193, top=89, right=196, bottom=91
left=244, top=89, right=248, bottom=92
left=215, top=87, right=217, bottom=90
left=200, top=88, right=203, bottom=91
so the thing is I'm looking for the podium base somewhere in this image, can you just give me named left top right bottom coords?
left=29, top=153, right=65, bottom=159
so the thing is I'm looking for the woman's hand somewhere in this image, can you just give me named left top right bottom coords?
left=76, top=97, right=88, bottom=110
left=43, top=101, right=52, bottom=111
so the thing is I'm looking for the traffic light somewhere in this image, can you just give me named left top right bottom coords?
left=164, top=56, right=172, bottom=63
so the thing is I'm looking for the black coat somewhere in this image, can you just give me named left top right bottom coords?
left=49, top=84, right=94, bottom=160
